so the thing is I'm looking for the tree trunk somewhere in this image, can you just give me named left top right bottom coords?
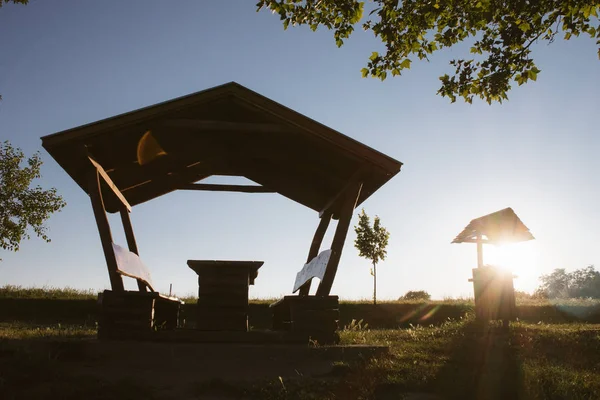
left=373, top=262, right=377, bottom=305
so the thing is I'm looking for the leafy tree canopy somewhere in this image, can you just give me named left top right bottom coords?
left=354, top=209, right=389, bottom=267
left=257, top=0, right=600, bottom=104
left=0, top=0, right=28, bottom=7
left=536, top=265, right=600, bottom=298
left=354, top=209, right=389, bottom=304
left=0, top=141, right=66, bottom=257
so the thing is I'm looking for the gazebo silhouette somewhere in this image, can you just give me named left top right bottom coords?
left=40, top=82, right=402, bottom=342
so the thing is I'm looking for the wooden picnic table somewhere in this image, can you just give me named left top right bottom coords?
left=187, top=260, right=263, bottom=332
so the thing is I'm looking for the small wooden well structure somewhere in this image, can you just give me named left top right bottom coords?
left=41, top=82, right=402, bottom=342
left=452, top=207, right=534, bottom=324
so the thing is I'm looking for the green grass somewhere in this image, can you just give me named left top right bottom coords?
left=0, top=322, right=96, bottom=340
left=0, top=285, right=98, bottom=300
left=4, top=285, right=600, bottom=307
left=238, top=318, right=600, bottom=400
left=1, top=286, right=599, bottom=399
left=1, top=317, right=599, bottom=399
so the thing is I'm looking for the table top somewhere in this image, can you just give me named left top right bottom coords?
left=187, top=259, right=263, bottom=274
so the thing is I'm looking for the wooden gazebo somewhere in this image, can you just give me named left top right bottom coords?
left=41, top=82, right=402, bottom=341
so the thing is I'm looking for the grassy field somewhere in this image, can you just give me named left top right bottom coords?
left=1, top=286, right=600, bottom=399
left=1, top=318, right=599, bottom=399
left=3, top=284, right=600, bottom=306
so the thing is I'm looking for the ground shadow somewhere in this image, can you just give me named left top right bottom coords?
left=431, top=321, right=524, bottom=400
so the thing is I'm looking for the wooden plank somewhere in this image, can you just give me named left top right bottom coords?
left=177, top=183, right=276, bottom=193
left=477, top=234, right=484, bottom=268
left=196, top=307, right=248, bottom=317
left=88, top=155, right=131, bottom=212
left=88, top=171, right=124, bottom=292
left=316, top=182, right=363, bottom=296
left=282, top=295, right=339, bottom=308
left=197, top=293, right=249, bottom=308
left=299, top=211, right=332, bottom=296
left=100, top=290, right=162, bottom=303
left=198, top=286, right=248, bottom=298
left=293, top=249, right=332, bottom=293
left=292, top=320, right=338, bottom=332
left=291, top=309, right=340, bottom=321
left=119, top=206, right=147, bottom=292
left=453, top=238, right=492, bottom=244
left=196, top=318, right=248, bottom=331
left=162, top=119, right=288, bottom=134
left=199, top=276, right=249, bottom=287
left=102, top=301, right=155, bottom=312
left=196, top=309, right=248, bottom=319
left=188, top=260, right=264, bottom=274
left=102, top=309, right=154, bottom=320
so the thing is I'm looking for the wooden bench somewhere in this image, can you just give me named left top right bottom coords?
left=270, top=249, right=340, bottom=344
left=98, top=243, right=183, bottom=339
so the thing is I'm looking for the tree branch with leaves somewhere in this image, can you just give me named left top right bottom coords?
left=354, top=209, right=389, bottom=305
left=257, top=0, right=600, bottom=104
left=0, top=141, right=66, bottom=259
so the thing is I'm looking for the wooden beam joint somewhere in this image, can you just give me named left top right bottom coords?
left=88, top=155, right=132, bottom=212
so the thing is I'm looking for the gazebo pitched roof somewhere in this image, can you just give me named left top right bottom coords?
left=452, top=207, right=534, bottom=245
left=41, top=82, right=402, bottom=217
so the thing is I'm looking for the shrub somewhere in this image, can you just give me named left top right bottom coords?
left=515, top=290, right=534, bottom=300
left=400, top=290, right=431, bottom=301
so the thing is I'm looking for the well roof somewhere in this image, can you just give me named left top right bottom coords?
left=452, top=207, right=534, bottom=244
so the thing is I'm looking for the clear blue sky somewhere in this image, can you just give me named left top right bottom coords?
left=1, top=0, right=598, bottom=300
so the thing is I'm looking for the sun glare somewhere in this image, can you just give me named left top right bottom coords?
left=484, top=241, right=541, bottom=293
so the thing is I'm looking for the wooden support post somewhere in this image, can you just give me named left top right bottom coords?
left=119, top=206, right=146, bottom=292
left=88, top=170, right=124, bottom=292
left=316, top=182, right=362, bottom=297
left=477, top=234, right=484, bottom=269
left=298, top=211, right=333, bottom=296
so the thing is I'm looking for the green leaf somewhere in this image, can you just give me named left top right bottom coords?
left=528, top=69, right=538, bottom=81
left=400, top=59, right=412, bottom=69
left=369, top=51, right=379, bottom=61
left=518, top=22, right=531, bottom=32
left=392, top=68, right=400, bottom=76
left=583, top=5, right=591, bottom=18
left=361, top=68, right=369, bottom=78
left=283, top=19, right=289, bottom=30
